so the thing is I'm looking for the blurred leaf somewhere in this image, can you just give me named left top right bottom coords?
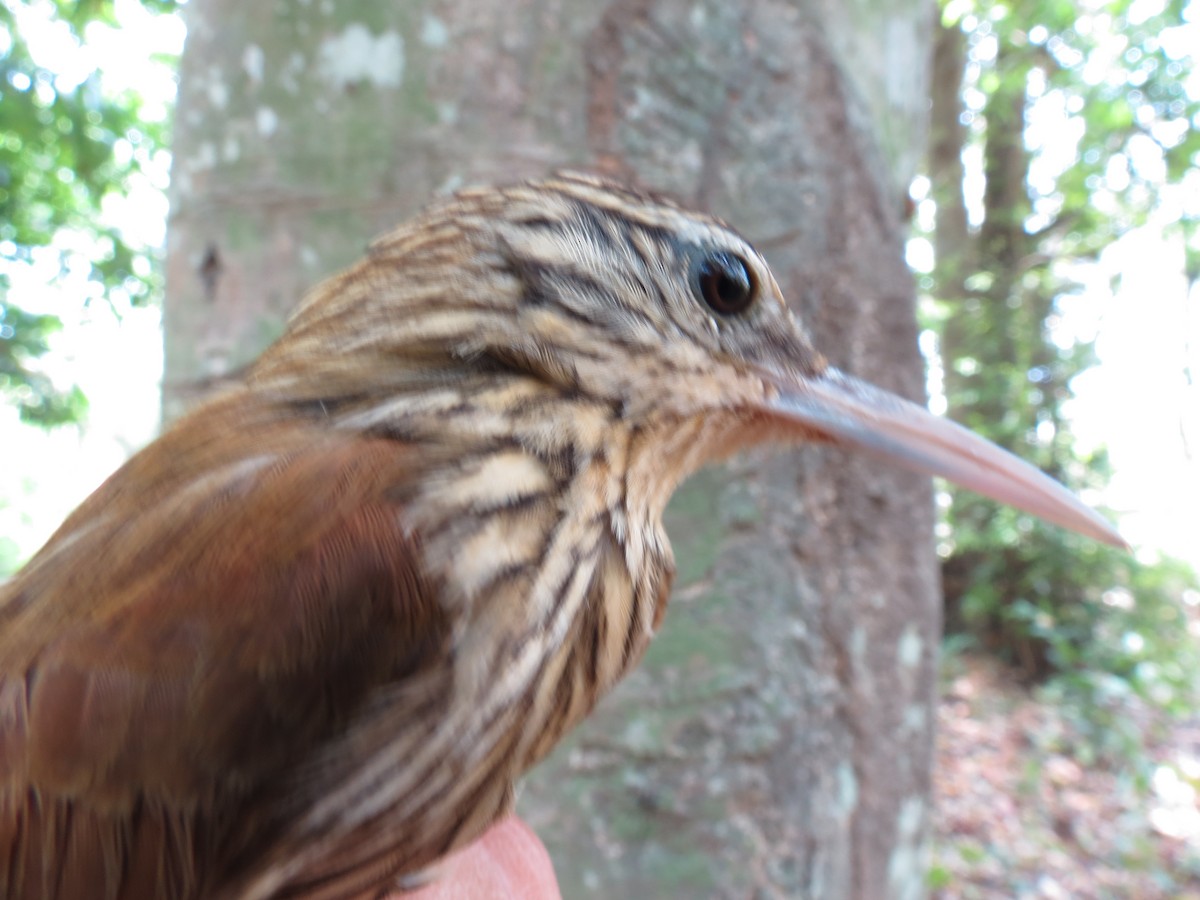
left=0, top=0, right=180, bottom=427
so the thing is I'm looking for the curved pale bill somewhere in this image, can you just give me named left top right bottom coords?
left=765, top=367, right=1126, bottom=548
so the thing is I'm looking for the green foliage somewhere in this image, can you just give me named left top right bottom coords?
left=1040, top=555, right=1200, bottom=765
left=926, top=863, right=953, bottom=891
left=926, top=0, right=1200, bottom=744
left=948, top=515, right=1200, bottom=760
left=0, top=302, right=86, bottom=425
left=0, top=0, right=179, bottom=425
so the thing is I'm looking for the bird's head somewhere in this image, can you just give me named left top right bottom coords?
left=256, top=171, right=1122, bottom=547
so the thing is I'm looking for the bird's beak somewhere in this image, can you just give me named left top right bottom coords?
left=763, top=367, right=1126, bottom=548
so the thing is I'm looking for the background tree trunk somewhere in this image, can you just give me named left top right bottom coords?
left=165, top=2, right=935, bottom=897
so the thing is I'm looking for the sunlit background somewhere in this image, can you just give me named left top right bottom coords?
left=1, top=0, right=178, bottom=568
left=920, top=0, right=1200, bottom=571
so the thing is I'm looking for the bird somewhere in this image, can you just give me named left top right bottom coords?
left=0, top=171, right=1122, bottom=899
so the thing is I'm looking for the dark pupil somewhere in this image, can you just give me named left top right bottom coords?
left=697, top=252, right=753, bottom=315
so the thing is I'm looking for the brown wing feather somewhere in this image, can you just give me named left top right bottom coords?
left=0, top=393, right=445, bottom=899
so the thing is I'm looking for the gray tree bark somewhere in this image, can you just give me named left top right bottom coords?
left=165, top=2, right=935, bottom=897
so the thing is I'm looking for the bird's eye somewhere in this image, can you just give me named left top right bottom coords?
left=692, top=251, right=756, bottom=316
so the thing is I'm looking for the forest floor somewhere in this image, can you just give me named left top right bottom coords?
left=931, top=655, right=1200, bottom=899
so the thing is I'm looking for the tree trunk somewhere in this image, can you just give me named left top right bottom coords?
left=164, top=2, right=935, bottom=897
